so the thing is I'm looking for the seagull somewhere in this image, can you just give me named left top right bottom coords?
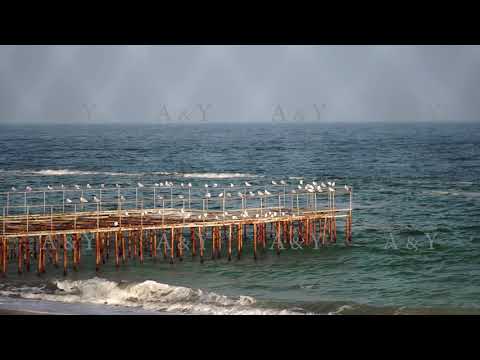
left=80, top=196, right=88, bottom=203
left=255, top=213, right=260, bottom=218
left=226, top=192, right=232, bottom=197
left=232, top=216, right=238, bottom=220
left=298, top=185, right=303, bottom=190
left=124, top=211, right=129, bottom=216
left=224, top=211, right=229, bottom=216
left=328, top=187, right=335, bottom=192
left=178, top=195, right=184, bottom=199
left=312, top=181, right=317, bottom=186
left=11, top=186, right=16, bottom=191
left=120, top=195, right=126, bottom=201
left=321, top=182, right=326, bottom=188
left=245, top=181, right=252, bottom=187
left=291, top=190, right=297, bottom=194
left=327, top=181, right=332, bottom=186
left=237, top=192, right=243, bottom=198
left=332, top=181, right=336, bottom=187
left=205, top=192, right=211, bottom=198
left=257, top=191, right=264, bottom=196
left=265, top=190, right=271, bottom=195
left=213, top=183, right=218, bottom=188
left=218, top=193, right=224, bottom=197
left=158, top=195, right=164, bottom=200
left=61, top=184, right=65, bottom=189
left=115, top=184, right=121, bottom=188
left=113, top=221, right=119, bottom=227
left=203, top=213, right=208, bottom=218
left=271, top=180, right=277, bottom=185
left=100, top=184, right=104, bottom=189
left=26, top=186, right=32, bottom=192
left=93, top=196, right=100, bottom=203
left=188, top=183, right=192, bottom=188
left=307, top=188, right=315, bottom=193
left=181, top=183, right=184, bottom=187
left=280, top=180, right=286, bottom=185
left=299, top=180, right=304, bottom=185
left=344, top=185, right=350, bottom=192
left=204, top=184, right=209, bottom=188
left=230, top=183, right=235, bottom=188
left=154, top=183, right=159, bottom=187
left=86, top=184, right=92, bottom=189
left=160, top=182, right=164, bottom=187
left=137, top=182, right=144, bottom=188
left=47, top=185, right=53, bottom=190
left=249, top=191, right=255, bottom=197
left=74, top=184, right=81, bottom=190
left=66, top=198, right=72, bottom=203
left=316, top=186, right=323, bottom=192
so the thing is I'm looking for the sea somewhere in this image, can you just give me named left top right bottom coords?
left=0, top=122, right=479, bottom=315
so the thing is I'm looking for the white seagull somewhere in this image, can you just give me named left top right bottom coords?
left=100, top=184, right=105, bottom=188
left=271, top=180, right=277, bottom=185
left=249, top=191, right=255, bottom=197
left=280, top=180, right=286, bottom=185
left=74, top=184, right=81, bottom=190
left=93, top=196, right=100, bottom=203
left=321, top=182, right=326, bottom=188
left=230, top=183, right=235, bottom=188
left=237, top=192, right=243, bottom=198
left=115, top=184, right=121, bottom=188
left=205, top=192, right=211, bottom=198
left=257, top=190, right=264, bottom=196
left=265, top=190, right=271, bottom=195
left=245, top=181, right=252, bottom=187
left=66, top=198, right=72, bottom=203
left=218, top=193, right=224, bottom=198
left=47, top=185, right=53, bottom=190
left=188, top=183, right=192, bottom=188
left=26, top=186, right=32, bottom=192
left=86, top=184, right=92, bottom=189
left=11, top=186, right=16, bottom=191
left=344, top=185, right=350, bottom=192
left=226, top=192, right=232, bottom=197
left=154, top=183, right=159, bottom=187
left=137, top=182, right=144, bottom=188
left=213, top=183, right=218, bottom=188
left=80, top=196, right=88, bottom=203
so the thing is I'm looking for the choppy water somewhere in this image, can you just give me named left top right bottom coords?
left=0, top=122, right=479, bottom=315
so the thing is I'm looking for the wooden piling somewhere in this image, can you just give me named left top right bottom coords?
left=18, top=238, right=23, bottom=274
left=253, top=223, right=257, bottom=260
left=170, top=227, right=174, bottom=264
left=199, top=227, right=204, bottom=264
left=2, top=237, right=7, bottom=276
left=114, top=232, right=119, bottom=268
left=190, top=227, right=196, bottom=257
left=228, top=224, right=232, bottom=261
left=25, top=237, right=30, bottom=272
left=63, top=234, right=67, bottom=276
left=95, top=232, right=101, bottom=271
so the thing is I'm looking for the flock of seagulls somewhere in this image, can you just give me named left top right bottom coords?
left=6, top=179, right=351, bottom=207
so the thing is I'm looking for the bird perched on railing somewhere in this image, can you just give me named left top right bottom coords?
left=47, top=185, right=53, bottom=190
left=280, top=180, right=286, bottom=185
left=93, top=196, right=100, bottom=203
left=11, top=186, right=16, bottom=191
left=100, top=184, right=105, bottom=188
left=26, top=186, right=32, bottom=192
left=86, top=184, right=92, bottom=189
left=271, top=180, right=277, bottom=185
left=137, top=182, right=144, bottom=188
left=66, top=198, right=72, bottom=203
left=245, top=181, right=252, bottom=187
left=74, top=184, right=81, bottom=190
left=205, top=192, right=211, bottom=198
left=230, top=183, right=235, bottom=188
left=265, top=190, right=271, bottom=196
left=80, top=196, right=88, bottom=203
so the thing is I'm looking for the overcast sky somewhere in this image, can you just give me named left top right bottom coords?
left=0, top=45, right=479, bottom=124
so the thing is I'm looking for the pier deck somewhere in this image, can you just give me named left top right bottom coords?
left=0, top=182, right=353, bottom=275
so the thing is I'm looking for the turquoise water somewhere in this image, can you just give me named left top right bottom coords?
left=0, top=123, right=479, bottom=314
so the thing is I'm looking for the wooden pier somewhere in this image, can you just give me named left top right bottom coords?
left=0, top=181, right=353, bottom=276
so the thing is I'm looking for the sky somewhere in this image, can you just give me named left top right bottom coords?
left=0, top=45, right=479, bottom=124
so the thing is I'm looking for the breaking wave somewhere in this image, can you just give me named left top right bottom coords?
left=181, top=173, right=258, bottom=179
left=0, top=278, right=302, bottom=315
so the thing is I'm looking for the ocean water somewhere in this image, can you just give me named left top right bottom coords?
left=0, top=122, right=479, bottom=315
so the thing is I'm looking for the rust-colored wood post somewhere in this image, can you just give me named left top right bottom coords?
left=211, top=226, right=216, bottom=260
left=237, top=224, right=242, bottom=260
left=133, top=231, right=138, bottom=259
left=2, top=237, right=7, bottom=276
left=72, top=234, right=78, bottom=271
left=121, top=231, right=127, bottom=264
left=106, top=233, right=110, bottom=260
left=162, top=229, right=167, bottom=260
left=199, top=227, right=204, bottom=264
left=170, top=227, right=174, bottom=264
left=253, top=223, right=257, bottom=260
left=25, top=237, right=30, bottom=272
left=63, top=234, right=68, bottom=276
left=95, top=232, right=101, bottom=272
left=53, top=235, right=59, bottom=268
left=114, top=232, right=119, bottom=268
left=18, top=238, right=23, bottom=274
left=139, top=230, right=144, bottom=264
left=153, top=230, right=157, bottom=262
left=228, top=224, right=232, bottom=261
left=190, top=227, right=196, bottom=257
left=276, top=222, right=281, bottom=255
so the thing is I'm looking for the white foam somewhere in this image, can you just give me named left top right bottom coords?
left=0, top=278, right=302, bottom=315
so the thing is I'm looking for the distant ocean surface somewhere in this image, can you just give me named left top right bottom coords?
left=0, top=122, right=479, bottom=315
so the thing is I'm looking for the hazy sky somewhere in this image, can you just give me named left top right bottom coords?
left=0, top=45, right=479, bottom=123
